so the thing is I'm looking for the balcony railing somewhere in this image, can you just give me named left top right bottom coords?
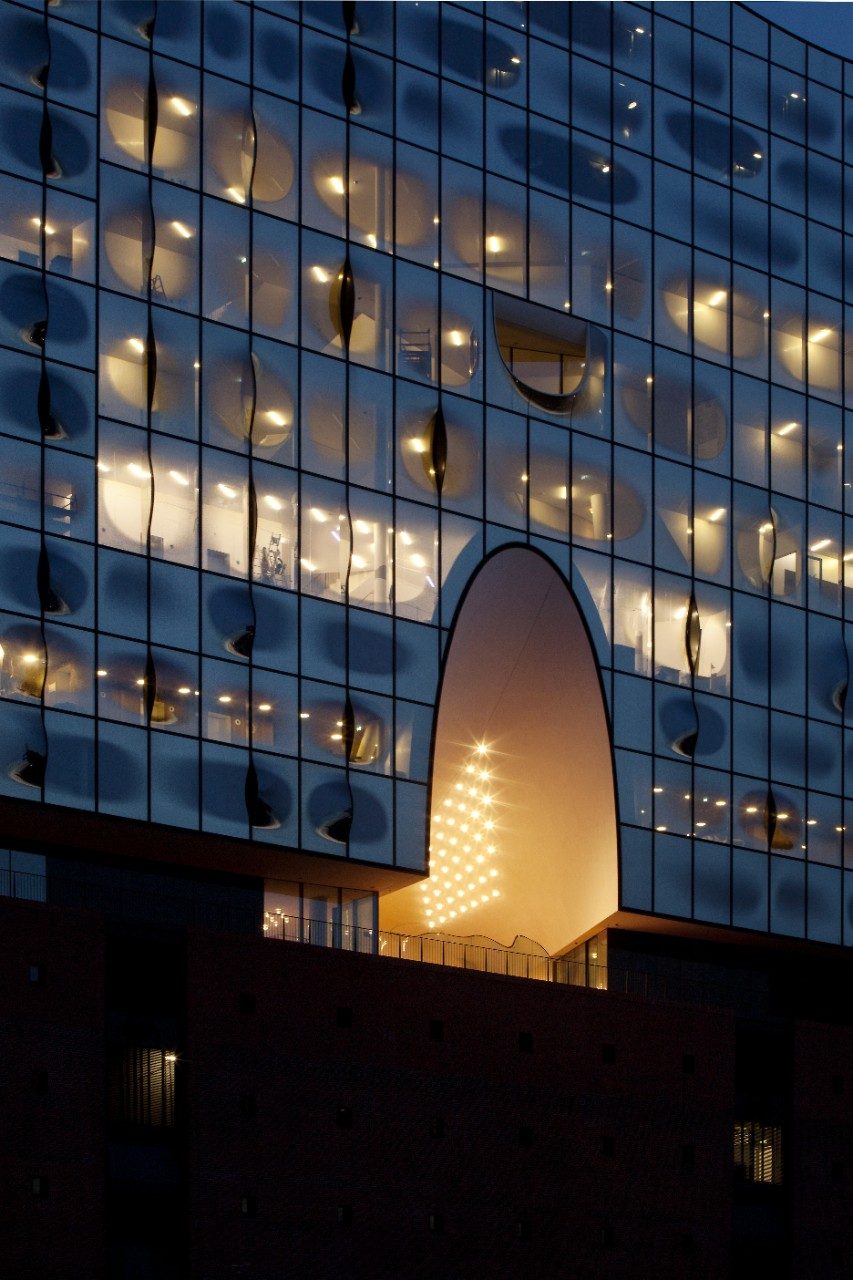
left=2, top=871, right=731, bottom=1004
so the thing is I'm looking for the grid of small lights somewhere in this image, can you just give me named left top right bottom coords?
left=422, top=742, right=500, bottom=929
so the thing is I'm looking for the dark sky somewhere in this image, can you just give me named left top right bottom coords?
left=747, top=2, right=853, bottom=60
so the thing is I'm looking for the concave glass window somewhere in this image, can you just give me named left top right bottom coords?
left=493, top=293, right=587, bottom=413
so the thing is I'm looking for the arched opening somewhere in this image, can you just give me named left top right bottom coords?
left=380, top=546, right=619, bottom=956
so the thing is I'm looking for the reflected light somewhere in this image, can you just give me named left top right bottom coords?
left=170, top=96, right=194, bottom=117
left=811, top=328, right=832, bottom=343
left=448, top=329, right=465, bottom=347
left=486, top=235, right=503, bottom=254
left=777, top=421, right=798, bottom=436
left=127, top=462, right=150, bottom=480
left=171, top=220, right=193, bottom=239
left=217, top=483, right=237, bottom=499
left=218, top=695, right=232, bottom=705
left=708, top=507, right=726, bottom=522
left=329, top=175, right=346, bottom=196
left=226, top=187, right=246, bottom=204
left=169, top=469, right=190, bottom=487
left=266, top=409, right=288, bottom=427
left=708, top=290, right=727, bottom=307
left=127, top=337, right=145, bottom=354
left=810, top=539, right=831, bottom=552
left=311, top=265, right=329, bottom=283
left=264, top=494, right=283, bottom=511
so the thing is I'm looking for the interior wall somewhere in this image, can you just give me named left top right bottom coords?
left=380, top=546, right=619, bottom=955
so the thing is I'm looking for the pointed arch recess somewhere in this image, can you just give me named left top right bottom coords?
left=381, top=546, right=619, bottom=956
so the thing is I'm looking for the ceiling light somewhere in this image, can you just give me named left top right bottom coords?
left=226, top=186, right=246, bottom=204
left=811, top=328, right=832, bottom=343
left=127, top=337, right=145, bottom=354
left=448, top=329, right=465, bottom=347
left=810, top=539, right=831, bottom=552
left=217, top=483, right=237, bottom=499
left=170, top=96, right=194, bottom=116
left=709, top=507, right=726, bottom=522
left=127, top=462, right=150, bottom=479
left=96, top=668, right=108, bottom=678
left=169, top=469, right=189, bottom=486
left=777, top=421, right=798, bottom=436
left=258, top=703, right=272, bottom=712
left=178, top=686, right=191, bottom=695
left=266, top=410, right=288, bottom=427
left=218, top=695, right=232, bottom=704
left=311, top=265, right=329, bottom=284
left=486, top=235, right=502, bottom=253
left=708, top=289, right=727, bottom=307
left=310, top=507, right=328, bottom=523
left=627, top=100, right=638, bottom=110
left=171, top=220, right=193, bottom=239
left=329, top=175, right=345, bottom=195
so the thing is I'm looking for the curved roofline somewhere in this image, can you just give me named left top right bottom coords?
left=741, top=2, right=853, bottom=71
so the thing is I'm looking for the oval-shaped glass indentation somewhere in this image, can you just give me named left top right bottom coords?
left=399, top=406, right=479, bottom=503
left=620, top=371, right=726, bottom=460
left=397, top=306, right=478, bottom=387
left=528, top=463, right=644, bottom=543
left=662, top=276, right=766, bottom=361
left=207, top=353, right=293, bottom=450
left=104, top=205, right=199, bottom=303
left=500, top=125, right=639, bottom=206
left=207, top=110, right=293, bottom=207
left=665, top=110, right=763, bottom=180
left=306, top=696, right=384, bottom=766
left=774, top=311, right=841, bottom=395
left=106, top=78, right=197, bottom=172
left=739, top=788, right=801, bottom=852
left=736, top=513, right=775, bottom=589
left=0, top=622, right=46, bottom=699
left=313, top=152, right=403, bottom=247
left=685, top=592, right=702, bottom=677
left=493, top=293, right=588, bottom=414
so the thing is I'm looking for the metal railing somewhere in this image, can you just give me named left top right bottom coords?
left=2, top=872, right=731, bottom=1004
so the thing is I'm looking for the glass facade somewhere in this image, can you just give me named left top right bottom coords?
left=1, top=0, right=853, bottom=943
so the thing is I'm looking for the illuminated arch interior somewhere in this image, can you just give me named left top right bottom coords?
left=380, top=546, right=619, bottom=955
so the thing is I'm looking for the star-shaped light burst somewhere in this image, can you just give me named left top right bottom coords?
left=421, top=741, right=501, bottom=930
